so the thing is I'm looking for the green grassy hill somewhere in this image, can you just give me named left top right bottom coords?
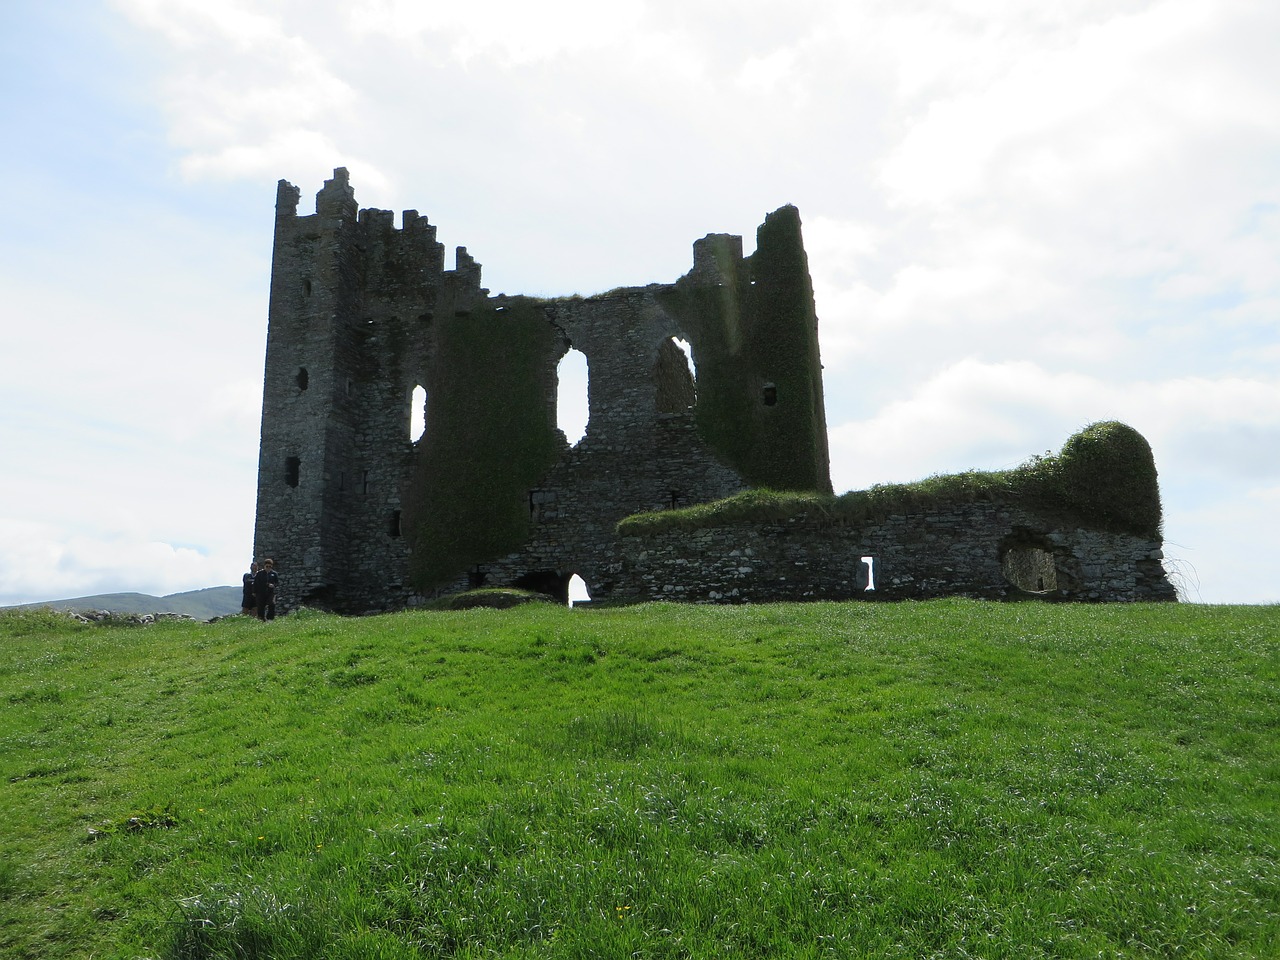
left=2, top=601, right=1277, bottom=959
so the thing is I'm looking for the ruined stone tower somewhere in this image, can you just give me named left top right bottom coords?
left=253, top=168, right=831, bottom=613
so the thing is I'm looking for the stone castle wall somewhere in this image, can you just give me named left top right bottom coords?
left=253, top=168, right=1175, bottom=612
left=614, top=503, right=1174, bottom=603
left=253, top=169, right=828, bottom=613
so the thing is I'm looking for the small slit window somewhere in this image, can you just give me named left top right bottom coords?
left=285, top=456, right=300, bottom=488
left=296, top=367, right=309, bottom=391
left=389, top=510, right=402, bottom=537
left=762, top=382, right=777, bottom=406
left=410, top=384, right=427, bottom=442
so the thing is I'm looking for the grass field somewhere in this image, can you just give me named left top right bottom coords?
left=2, top=600, right=1277, bottom=958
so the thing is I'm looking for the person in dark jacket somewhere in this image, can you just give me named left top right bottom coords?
left=241, top=562, right=257, bottom=615
left=253, top=559, right=279, bottom=621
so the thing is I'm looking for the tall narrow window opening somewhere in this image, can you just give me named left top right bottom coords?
left=285, top=457, right=300, bottom=488
left=557, top=347, right=589, bottom=446
left=296, top=367, right=309, bottom=391
left=410, top=384, right=427, bottom=442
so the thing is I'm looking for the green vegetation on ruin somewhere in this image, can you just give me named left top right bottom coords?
left=656, top=207, right=831, bottom=494
left=406, top=296, right=564, bottom=589
left=2, top=598, right=1277, bottom=958
left=619, top=421, right=1163, bottom=539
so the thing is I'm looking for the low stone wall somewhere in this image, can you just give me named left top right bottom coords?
left=614, top=501, right=1175, bottom=603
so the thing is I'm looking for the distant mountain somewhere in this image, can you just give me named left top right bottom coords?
left=5, top=586, right=241, bottom=621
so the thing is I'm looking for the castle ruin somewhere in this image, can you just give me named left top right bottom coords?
left=253, top=169, right=1175, bottom=612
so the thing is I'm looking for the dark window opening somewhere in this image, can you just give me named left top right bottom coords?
left=285, top=456, right=300, bottom=488
left=668, top=490, right=685, bottom=510
left=468, top=567, right=488, bottom=589
left=529, top=489, right=555, bottom=522
left=514, top=570, right=572, bottom=605
left=361, top=470, right=370, bottom=495
left=762, top=382, right=777, bottom=406
left=302, top=278, right=312, bottom=297
left=389, top=510, right=402, bottom=537
left=1002, top=544, right=1058, bottom=593
left=296, top=367, right=309, bottom=391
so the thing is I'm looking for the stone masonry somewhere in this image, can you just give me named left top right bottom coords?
left=253, top=169, right=827, bottom=612
left=614, top=503, right=1175, bottom=603
left=253, top=168, right=1175, bottom=612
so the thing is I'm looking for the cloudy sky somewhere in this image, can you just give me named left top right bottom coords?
left=2, top=0, right=1277, bottom=605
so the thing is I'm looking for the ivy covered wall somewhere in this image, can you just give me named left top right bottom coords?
left=619, top=422, right=1165, bottom=541
left=659, top=206, right=832, bottom=495
left=405, top=297, right=565, bottom=589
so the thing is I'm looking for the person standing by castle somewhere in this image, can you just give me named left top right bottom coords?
left=241, top=561, right=258, bottom=615
left=253, top=559, right=279, bottom=621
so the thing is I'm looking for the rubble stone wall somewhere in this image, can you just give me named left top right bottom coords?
left=614, top=503, right=1175, bottom=603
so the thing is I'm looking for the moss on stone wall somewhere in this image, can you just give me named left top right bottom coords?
left=656, top=207, right=831, bottom=494
left=405, top=298, right=563, bottom=588
left=618, top=422, right=1163, bottom=539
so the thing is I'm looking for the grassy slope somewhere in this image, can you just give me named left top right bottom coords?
left=1, top=601, right=1277, bottom=959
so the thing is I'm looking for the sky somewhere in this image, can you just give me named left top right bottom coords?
left=1, top=0, right=1277, bottom=605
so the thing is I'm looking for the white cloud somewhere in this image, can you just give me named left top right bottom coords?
left=116, top=0, right=360, bottom=183
left=877, top=0, right=1228, bottom=208
left=347, top=0, right=647, bottom=65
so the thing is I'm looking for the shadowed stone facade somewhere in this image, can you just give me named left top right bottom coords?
left=253, top=168, right=1175, bottom=612
left=253, top=169, right=828, bottom=612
